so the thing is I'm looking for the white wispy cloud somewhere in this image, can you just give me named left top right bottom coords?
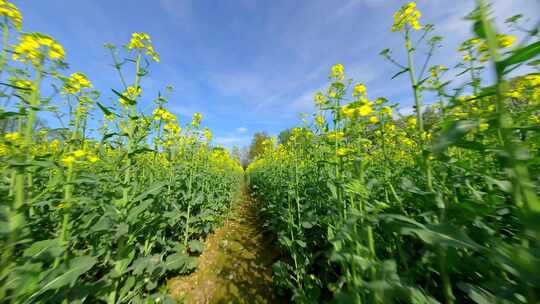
left=214, top=136, right=251, bottom=146
left=236, top=127, right=248, bottom=133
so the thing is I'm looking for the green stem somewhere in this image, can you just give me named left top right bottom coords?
left=0, top=21, right=10, bottom=77
left=405, top=28, right=454, bottom=304
left=405, top=31, right=424, bottom=133
left=122, top=52, right=142, bottom=204
left=477, top=0, right=540, bottom=214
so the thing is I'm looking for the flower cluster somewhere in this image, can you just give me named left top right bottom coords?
left=329, top=64, right=345, bottom=81
left=391, top=2, right=422, bottom=32
left=127, top=32, right=160, bottom=62
left=0, top=0, right=22, bottom=30
left=314, top=115, right=325, bottom=126
left=12, top=33, right=65, bottom=65
left=314, top=92, right=326, bottom=106
left=341, top=82, right=376, bottom=120
left=353, top=83, right=366, bottom=97
left=204, top=127, right=213, bottom=142
left=4, top=132, right=21, bottom=142
left=119, top=86, right=141, bottom=106
left=506, top=74, right=540, bottom=102
left=458, top=34, right=516, bottom=62
left=64, top=72, right=93, bottom=94
left=163, top=122, right=181, bottom=135
left=61, top=149, right=98, bottom=166
left=11, top=79, right=35, bottom=92
left=153, top=107, right=176, bottom=122
left=191, top=112, right=203, bottom=127
left=327, top=131, right=344, bottom=141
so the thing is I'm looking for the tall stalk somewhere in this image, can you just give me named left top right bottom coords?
left=405, top=27, right=454, bottom=304
left=122, top=52, right=142, bottom=204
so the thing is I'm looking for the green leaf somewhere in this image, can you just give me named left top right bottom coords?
left=112, top=88, right=135, bottom=105
left=90, top=216, right=113, bottom=233
left=96, top=101, right=115, bottom=116
left=500, top=41, right=540, bottom=70
left=23, top=239, right=63, bottom=260
left=380, top=214, right=481, bottom=250
left=188, top=240, right=204, bottom=254
left=126, top=200, right=153, bottom=224
left=164, top=253, right=198, bottom=273
left=118, top=276, right=136, bottom=303
left=128, top=147, right=154, bottom=157
left=0, top=81, right=33, bottom=91
left=457, top=283, right=497, bottom=304
left=113, top=247, right=135, bottom=277
left=40, top=256, right=97, bottom=291
left=0, top=111, right=23, bottom=119
left=433, top=120, right=477, bottom=153
left=391, top=68, right=410, bottom=80
left=473, top=20, right=486, bottom=39
left=130, top=181, right=167, bottom=203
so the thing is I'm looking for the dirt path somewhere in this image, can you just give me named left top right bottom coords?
left=168, top=187, right=281, bottom=304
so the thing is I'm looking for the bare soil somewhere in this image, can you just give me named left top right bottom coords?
left=168, top=188, right=283, bottom=304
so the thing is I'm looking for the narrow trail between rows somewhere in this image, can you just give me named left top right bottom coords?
left=168, top=186, right=282, bottom=304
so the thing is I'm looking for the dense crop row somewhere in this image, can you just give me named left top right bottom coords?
left=0, top=1, right=242, bottom=303
left=248, top=1, right=540, bottom=303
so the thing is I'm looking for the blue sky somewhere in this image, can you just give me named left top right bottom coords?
left=16, top=0, right=540, bottom=148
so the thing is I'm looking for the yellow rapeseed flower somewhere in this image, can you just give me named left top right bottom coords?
left=401, top=137, right=415, bottom=147
left=357, top=104, right=374, bottom=116
left=421, top=131, right=432, bottom=141
left=50, top=139, right=61, bottom=150
left=119, top=86, right=141, bottom=106
left=369, top=116, right=379, bottom=124
left=164, top=123, right=181, bottom=135
left=72, top=149, right=86, bottom=158
left=12, top=33, right=65, bottom=65
left=64, top=72, right=93, bottom=94
left=4, top=132, right=21, bottom=141
left=479, top=122, right=489, bottom=131
left=314, top=115, right=325, bottom=126
left=391, top=2, right=422, bottom=32
left=127, top=32, right=160, bottom=62
left=353, top=83, right=366, bottom=96
left=204, top=127, right=213, bottom=142
left=61, top=155, right=76, bottom=166
left=380, top=106, right=393, bottom=117
left=0, top=0, right=22, bottom=30
left=329, top=64, right=345, bottom=81
left=314, top=92, right=326, bottom=106
left=192, top=112, right=203, bottom=126
left=13, top=79, right=35, bottom=92
left=153, top=108, right=177, bottom=122
left=341, top=104, right=356, bottom=118
left=336, top=147, right=351, bottom=157
left=497, top=34, right=516, bottom=48
left=0, top=142, right=8, bottom=156
left=327, top=131, right=344, bottom=141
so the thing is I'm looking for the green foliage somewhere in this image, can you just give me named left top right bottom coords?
left=0, top=3, right=243, bottom=303
left=247, top=1, right=540, bottom=303
left=247, top=132, right=271, bottom=163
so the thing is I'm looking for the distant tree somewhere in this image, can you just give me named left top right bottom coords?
left=1, top=115, right=48, bottom=135
left=212, top=146, right=226, bottom=153
left=240, top=146, right=250, bottom=169
left=231, top=145, right=241, bottom=161
left=278, top=128, right=293, bottom=145
left=247, top=131, right=270, bottom=163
